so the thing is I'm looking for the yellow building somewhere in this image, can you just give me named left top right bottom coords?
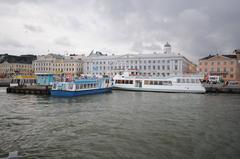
left=0, top=54, right=36, bottom=78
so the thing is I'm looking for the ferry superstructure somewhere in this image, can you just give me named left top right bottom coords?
left=51, top=77, right=112, bottom=97
left=113, top=72, right=206, bottom=93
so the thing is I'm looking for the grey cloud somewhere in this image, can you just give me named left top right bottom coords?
left=0, top=0, right=239, bottom=60
left=54, top=37, right=73, bottom=47
left=0, top=37, right=25, bottom=48
left=132, top=41, right=162, bottom=53
left=24, top=24, right=43, bottom=33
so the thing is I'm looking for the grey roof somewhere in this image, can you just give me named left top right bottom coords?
left=164, top=42, right=171, bottom=47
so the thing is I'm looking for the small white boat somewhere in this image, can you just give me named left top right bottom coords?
left=113, top=72, right=206, bottom=93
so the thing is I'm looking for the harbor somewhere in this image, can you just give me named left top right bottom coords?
left=1, top=87, right=240, bottom=159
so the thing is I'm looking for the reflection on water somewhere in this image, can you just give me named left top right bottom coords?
left=0, top=87, right=240, bottom=159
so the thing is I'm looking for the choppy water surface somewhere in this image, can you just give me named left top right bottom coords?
left=0, top=87, right=240, bottom=159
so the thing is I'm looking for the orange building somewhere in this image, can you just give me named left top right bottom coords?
left=198, top=49, right=240, bottom=82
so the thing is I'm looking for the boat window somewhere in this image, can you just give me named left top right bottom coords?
left=144, top=80, right=149, bottom=85
left=158, top=81, right=163, bottom=85
left=163, top=81, right=172, bottom=85
left=150, top=81, right=154, bottom=85
left=186, top=79, right=190, bottom=83
left=68, top=84, right=73, bottom=90
left=53, top=83, right=57, bottom=89
left=105, top=79, right=109, bottom=84
left=76, top=84, right=80, bottom=90
left=130, top=80, right=133, bottom=84
left=177, top=79, right=181, bottom=83
left=182, top=79, right=185, bottom=83
left=191, top=79, right=195, bottom=83
left=154, top=81, right=158, bottom=85
left=80, top=84, right=83, bottom=89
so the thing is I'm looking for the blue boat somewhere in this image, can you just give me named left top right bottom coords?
left=51, top=77, right=112, bottom=97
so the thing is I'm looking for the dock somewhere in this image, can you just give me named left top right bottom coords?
left=6, top=85, right=51, bottom=95
left=203, top=83, right=240, bottom=93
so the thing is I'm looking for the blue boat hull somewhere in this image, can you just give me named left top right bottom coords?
left=51, top=87, right=112, bottom=97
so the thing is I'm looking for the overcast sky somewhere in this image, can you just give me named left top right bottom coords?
left=0, top=0, right=239, bottom=61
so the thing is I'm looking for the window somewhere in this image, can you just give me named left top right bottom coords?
left=230, top=68, right=234, bottom=72
left=217, top=68, right=220, bottom=72
left=175, top=65, right=178, bottom=70
left=199, top=62, right=202, bottom=65
left=217, top=62, right=221, bottom=65
left=205, top=62, right=208, bottom=65
left=224, top=67, right=227, bottom=72
left=230, top=74, right=234, bottom=78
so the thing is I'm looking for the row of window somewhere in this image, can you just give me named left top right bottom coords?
left=74, top=83, right=98, bottom=90
left=177, top=79, right=200, bottom=83
left=34, top=63, right=81, bottom=67
left=90, top=60, right=179, bottom=65
left=115, top=80, right=173, bottom=85
left=144, top=80, right=172, bottom=85
left=35, top=68, right=82, bottom=71
left=200, top=61, right=235, bottom=66
left=87, top=65, right=178, bottom=71
left=115, top=80, right=134, bottom=84
left=200, top=67, right=235, bottom=72
left=92, top=72, right=172, bottom=76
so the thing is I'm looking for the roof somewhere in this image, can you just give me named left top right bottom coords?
left=0, top=54, right=37, bottom=64
left=222, top=55, right=237, bottom=58
left=200, top=54, right=237, bottom=60
left=164, top=42, right=171, bottom=47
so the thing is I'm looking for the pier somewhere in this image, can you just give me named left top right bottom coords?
left=6, top=85, right=51, bottom=95
left=203, top=83, right=240, bottom=93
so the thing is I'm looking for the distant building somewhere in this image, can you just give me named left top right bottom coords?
left=33, top=54, right=84, bottom=76
left=198, top=49, right=240, bottom=82
left=0, top=54, right=36, bottom=78
left=83, top=43, right=196, bottom=76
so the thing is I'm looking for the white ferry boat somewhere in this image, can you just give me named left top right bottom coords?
left=113, top=72, right=206, bottom=93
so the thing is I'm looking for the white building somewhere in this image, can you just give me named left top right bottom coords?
left=83, top=43, right=196, bottom=76
left=33, top=54, right=84, bottom=76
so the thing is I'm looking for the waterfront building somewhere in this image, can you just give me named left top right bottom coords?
left=0, top=54, right=36, bottom=78
left=198, top=49, right=240, bottom=82
left=33, top=54, right=84, bottom=77
left=83, top=43, right=196, bottom=76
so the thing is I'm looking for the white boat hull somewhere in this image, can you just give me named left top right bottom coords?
left=113, top=85, right=205, bottom=93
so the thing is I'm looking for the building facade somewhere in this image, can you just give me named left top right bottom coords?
left=198, top=49, right=240, bottom=82
left=0, top=54, right=36, bottom=78
left=83, top=43, right=196, bottom=76
left=33, top=54, right=84, bottom=76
